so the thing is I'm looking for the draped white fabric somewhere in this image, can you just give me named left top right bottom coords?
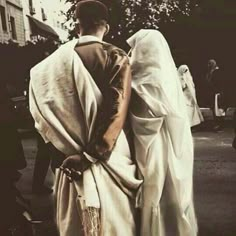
left=29, top=39, right=142, bottom=236
left=127, top=29, right=198, bottom=236
left=178, top=65, right=204, bottom=127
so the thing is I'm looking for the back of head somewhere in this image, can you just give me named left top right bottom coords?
left=76, top=0, right=109, bottom=32
left=178, top=65, right=189, bottom=76
left=208, top=59, right=217, bottom=70
left=127, top=29, right=175, bottom=77
left=127, top=29, right=185, bottom=114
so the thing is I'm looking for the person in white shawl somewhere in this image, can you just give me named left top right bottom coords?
left=127, top=29, right=198, bottom=236
left=29, top=1, right=142, bottom=235
left=178, top=65, right=204, bottom=127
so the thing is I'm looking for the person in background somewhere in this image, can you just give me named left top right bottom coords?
left=32, top=134, right=53, bottom=194
left=178, top=64, right=204, bottom=128
left=32, top=132, right=65, bottom=194
left=206, top=59, right=226, bottom=131
left=232, top=110, right=236, bottom=149
left=0, top=81, right=33, bottom=235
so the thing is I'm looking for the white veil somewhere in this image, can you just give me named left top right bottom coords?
left=127, top=30, right=196, bottom=215
left=127, top=29, right=193, bottom=179
left=127, top=29, right=184, bottom=114
left=127, top=29, right=197, bottom=236
left=178, top=64, right=197, bottom=104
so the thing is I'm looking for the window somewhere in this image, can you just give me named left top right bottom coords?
left=41, top=8, right=47, bottom=21
left=29, top=0, right=33, bottom=7
left=0, top=6, right=7, bottom=31
left=10, top=16, right=17, bottom=40
left=29, top=0, right=35, bottom=15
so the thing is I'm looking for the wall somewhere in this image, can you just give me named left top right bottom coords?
left=21, top=0, right=68, bottom=42
left=0, top=0, right=25, bottom=45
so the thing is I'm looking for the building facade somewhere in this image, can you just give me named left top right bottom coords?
left=0, top=0, right=25, bottom=45
left=21, top=0, right=68, bottom=43
left=0, top=0, right=69, bottom=45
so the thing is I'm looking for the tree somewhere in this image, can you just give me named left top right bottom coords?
left=65, top=0, right=198, bottom=47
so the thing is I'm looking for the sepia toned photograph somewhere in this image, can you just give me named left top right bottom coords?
left=0, top=0, right=235, bottom=235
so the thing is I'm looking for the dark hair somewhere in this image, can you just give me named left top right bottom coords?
left=75, top=0, right=109, bottom=30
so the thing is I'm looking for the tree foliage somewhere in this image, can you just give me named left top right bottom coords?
left=120, top=0, right=193, bottom=32
left=65, top=0, right=198, bottom=44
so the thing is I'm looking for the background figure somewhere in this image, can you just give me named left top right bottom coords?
left=205, top=59, right=226, bottom=131
left=32, top=132, right=65, bottom=194
left=233, top=110, right=236, bottom=149
left=0, top=82, right=33, bottom=235
left=178, top=64, right=204, bottom=127
left=32, top=133, right=52, bottom=194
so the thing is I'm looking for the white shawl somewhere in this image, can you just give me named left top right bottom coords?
left=127, top=30, right=193, bottom=183
left=178, top=65, right=198, bottom=106
left=127, top=30, right=197, bottom=236
left=29, top=39, right=142, bottom=236
left=178, top=64, right=204, bottom=126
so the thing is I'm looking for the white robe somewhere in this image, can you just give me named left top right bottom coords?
left=29, top=39, right=142, bottom=236
left=178, top=65, right=204, bottom=127
left=127, top=29, right=198, bottom=236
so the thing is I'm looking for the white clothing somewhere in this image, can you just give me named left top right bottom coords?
left=127, top=29, right=198, bottom=236
left=214, top=93, right=226, bottom=117
left=29, top=39, right=142, bottom=236
left=178, top=65, right=204, bottom=127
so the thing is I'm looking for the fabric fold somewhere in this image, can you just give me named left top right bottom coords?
left=30, top=39, right=142, bottom=236
left=127, top=29, right=197, bottom=236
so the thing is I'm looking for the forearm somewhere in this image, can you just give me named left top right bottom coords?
left=86, top=56, right=131, bottom=161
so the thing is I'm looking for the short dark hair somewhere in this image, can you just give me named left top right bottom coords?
left=75, top=0, right=109, bottom=30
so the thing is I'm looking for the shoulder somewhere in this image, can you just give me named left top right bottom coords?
left=102, top=42, right=129, bottom=61
left=101, top=43, right=131, bottom=75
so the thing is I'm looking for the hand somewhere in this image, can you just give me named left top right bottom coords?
left=60, top=154, right=91, bottom=182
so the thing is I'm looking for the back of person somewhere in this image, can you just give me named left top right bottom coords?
left=0, top=83, right=26, bottom=170
left=33, top=41, right=129, bottom=176
left=75, top=40, right=126, bottom=95
left=75, top=41, right=108, bottom=88
left=74, top=38, right=134, bottom=157
left=29, top=1, right=143, bottom=235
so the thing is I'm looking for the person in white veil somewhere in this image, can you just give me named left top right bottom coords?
left=127, top=29, right=198, bottom=236
left=178, top=65, right=204, bottom=127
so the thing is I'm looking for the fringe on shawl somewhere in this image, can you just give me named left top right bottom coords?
left=79, top=207, right=101, bottom=236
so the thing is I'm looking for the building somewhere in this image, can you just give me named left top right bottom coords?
left=21, top=0, right=69, bottom=43
left=0, top=0, right=69, bottom=45
left=0, top=0, right=25, bottom=45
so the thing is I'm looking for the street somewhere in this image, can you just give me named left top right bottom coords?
left=194, top=128, right=236, bottom=236
left=17, top=127, right=236, bottom=236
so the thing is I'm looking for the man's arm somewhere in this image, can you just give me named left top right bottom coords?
left=85, top=48, right=132, bottom=161
left=60, top=48, right=131, bottom=180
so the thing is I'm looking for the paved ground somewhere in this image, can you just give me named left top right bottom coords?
left=16, top=125, right=236, bottom=236
left=193, top=127, right=236, bottom=236
left=16, top=134, right=57, bottom=235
